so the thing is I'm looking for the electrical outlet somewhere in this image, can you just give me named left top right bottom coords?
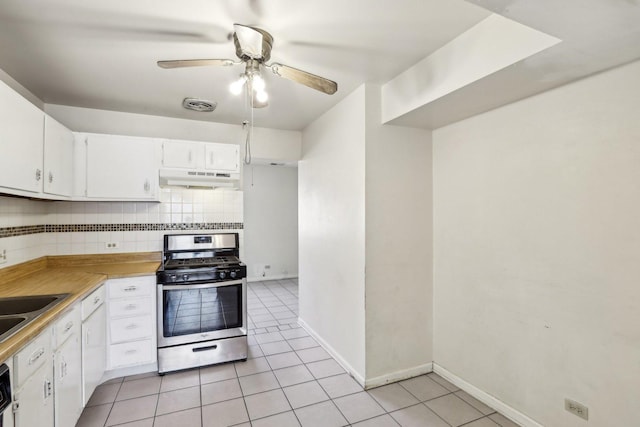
left=565, top=398, right=589, bottom=420
left=105, top=242, right=120, bottom=249
left=0, top=249, right=7, bottom=264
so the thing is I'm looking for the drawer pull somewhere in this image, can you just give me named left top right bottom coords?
left=93, top=295, right=101, bottom=305
left=192, top=345, right=218, bottom=353
left=29, top=348, right=45, bottom=365
left=125, top=324, right=139, bottom=330
left=124, top=304, right=138, bottom=311
left=63, top=321, right=74, bottom=333
left=124, top=286, right=138, bottom=292
left=124, top=349, right=138, bottom=355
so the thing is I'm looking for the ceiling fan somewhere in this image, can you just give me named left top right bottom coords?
left=157, top=24, right=338, bottom=108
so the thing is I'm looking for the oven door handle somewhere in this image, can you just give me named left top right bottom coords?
left=161, top=279, right=244, bottom=291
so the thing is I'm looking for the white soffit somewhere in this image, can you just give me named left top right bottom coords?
left=381, top=14, right=560, bottom=125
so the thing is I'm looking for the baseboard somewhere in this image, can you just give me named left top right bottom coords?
left=247, top=274, right=298, bottom=283
left=364, top=362, right=434, bottom=389
left=297, top=317, right=366, bottom=387
left=433, top=363, right=543, bottom=427
left=100, top=362, right=158, bottom=384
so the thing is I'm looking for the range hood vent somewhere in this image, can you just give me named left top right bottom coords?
left=159, top=168, right=240, bottom=189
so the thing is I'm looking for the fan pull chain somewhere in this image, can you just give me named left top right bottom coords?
left=243, top=77, right=254, bottom=165
left=243, top=120, right=252, bottom=165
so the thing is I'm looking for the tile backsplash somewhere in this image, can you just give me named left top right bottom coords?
left=0, top=187, right=243, bottom=268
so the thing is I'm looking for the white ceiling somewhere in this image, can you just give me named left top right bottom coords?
left=0, top=0, right=639, bottom=131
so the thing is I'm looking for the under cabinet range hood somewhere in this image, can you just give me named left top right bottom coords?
left=159, top=168, right=240, bottom=189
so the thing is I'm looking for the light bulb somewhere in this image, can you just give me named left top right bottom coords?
left=229, top=75, right=246, bottom=95
left=256, top=90, right=268, bottom=103
left=252, top=74, right=266, bottom=92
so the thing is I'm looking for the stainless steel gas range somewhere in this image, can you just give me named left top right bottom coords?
left=156, top=233, right=248, bottom=374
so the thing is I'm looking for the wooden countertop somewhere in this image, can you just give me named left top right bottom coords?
left=0, top=252, right=161, bottom=362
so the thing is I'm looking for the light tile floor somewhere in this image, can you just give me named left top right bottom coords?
left=76, top=279, right=521, bottom=427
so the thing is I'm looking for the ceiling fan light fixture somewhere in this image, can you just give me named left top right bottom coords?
left=255, top=90, right=268, bottom=103
left=229, top=75, right=247, bottom=95
left=251, top=74, right=266, bottom=92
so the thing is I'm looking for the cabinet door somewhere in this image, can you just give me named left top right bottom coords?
left=54, top=335, right=82, bottom=427
left=0, top=80, right=45, bottom=194
left=86, top=134, right=159, bottom=200
left=162, top=140, right=203, bottom=169
left=204, top=143, right=239, bottom=172
left=43, top=115, right=73, bottom=197
left=81, top=304, right=106, bottom=405
left=13, top=362, right=54, bottom=427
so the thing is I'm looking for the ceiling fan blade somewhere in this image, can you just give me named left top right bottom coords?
left=157, top=59, right=237, bottom=69
left=233, top=24, right=264, bottom=59
left=268, top=63, right=338, bottom=95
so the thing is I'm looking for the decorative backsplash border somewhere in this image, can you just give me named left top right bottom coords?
left=0, top=223, right=244, bottom=239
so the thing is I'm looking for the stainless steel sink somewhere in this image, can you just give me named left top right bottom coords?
left=0, top=294, right=70, bottom=343
left=0, top=294, right=66, bottom=316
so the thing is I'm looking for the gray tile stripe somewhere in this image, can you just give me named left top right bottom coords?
left=0, top=222, right=244, bottom=238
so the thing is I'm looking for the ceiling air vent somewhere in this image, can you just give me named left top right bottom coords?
left=182, top=98, right=217, bottom=112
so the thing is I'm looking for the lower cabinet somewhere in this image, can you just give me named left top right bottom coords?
left=12, top=330, right=54, bottom=427
left=7, top=280, right=157, bottom=426
left=106, top=276, right=156, bottom=370
left=53, top=304, right=82, bottom=427
left=81, top=286, right=106, bottom=406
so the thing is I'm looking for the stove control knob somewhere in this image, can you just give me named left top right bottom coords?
left=170, top=274, right=177, bottom=280
left=182, top=273, right=189, bottom=281
left=230, top=271, right=237, bottom=279
left=219, top=271, right=227, bottom=280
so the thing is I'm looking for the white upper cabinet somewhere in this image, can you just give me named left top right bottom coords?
left=162, top=139, right=203, bottom=169
left=0, top=80, right=45, bottom=194
left=84, top=133, right=160, bottom=201
left=162, top=140, right=240, bottom=173
left=43, top=115, right=74, bottom=197
left=205, top=143, right=240, bottom=172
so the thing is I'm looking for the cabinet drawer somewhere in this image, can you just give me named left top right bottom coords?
left=110, top=315, right=153, bottom=343
left=14, top=330, right=51, bottom=387
left=82, top=285, right=105, bottom=321
left=54, top=304, right=81, bottom=349
left=109, top=296, right=151, bottom=318
left=109, top=339, right=153, bottom=368
left=109, top=276, right=154, bottom=299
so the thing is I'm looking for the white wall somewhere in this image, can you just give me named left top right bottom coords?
left=243, top=164, right=298, bottom=281
left=299, top=86, right=367, bottom=380
left=432, top=59, right=640, bottom=427
left=364, top=85, right=433, bottom=383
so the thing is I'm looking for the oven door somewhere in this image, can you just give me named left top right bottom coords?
left=157, top=279, right=247, bottom=348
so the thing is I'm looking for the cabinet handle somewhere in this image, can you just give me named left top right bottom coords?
left=60, top=359, right=67, bottom=378
left=209, top=152, right=214, bottom=164
left=85, top=328, right=91, bottom=345
left=43, top=379, right=52, bottom=399
left=125, top=304, right=137, bottom=311
left=48, top=171, right=54, bottom=183
left=35, top=169, right=42, bottom=181
left=125, top=349, right=138, bottom=355
left=125, top=324, right=138, bottom=330
left=188, top=150, right=192, bottom=163
left=28, top=347, right=45, bottom=365
left=63, top=321, right=74, bottom=332
left=124, top=286, right=137, bottom=292
left=144, top=179, right=150, bottom=193
left=93, top=295, right=101, bottom=305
